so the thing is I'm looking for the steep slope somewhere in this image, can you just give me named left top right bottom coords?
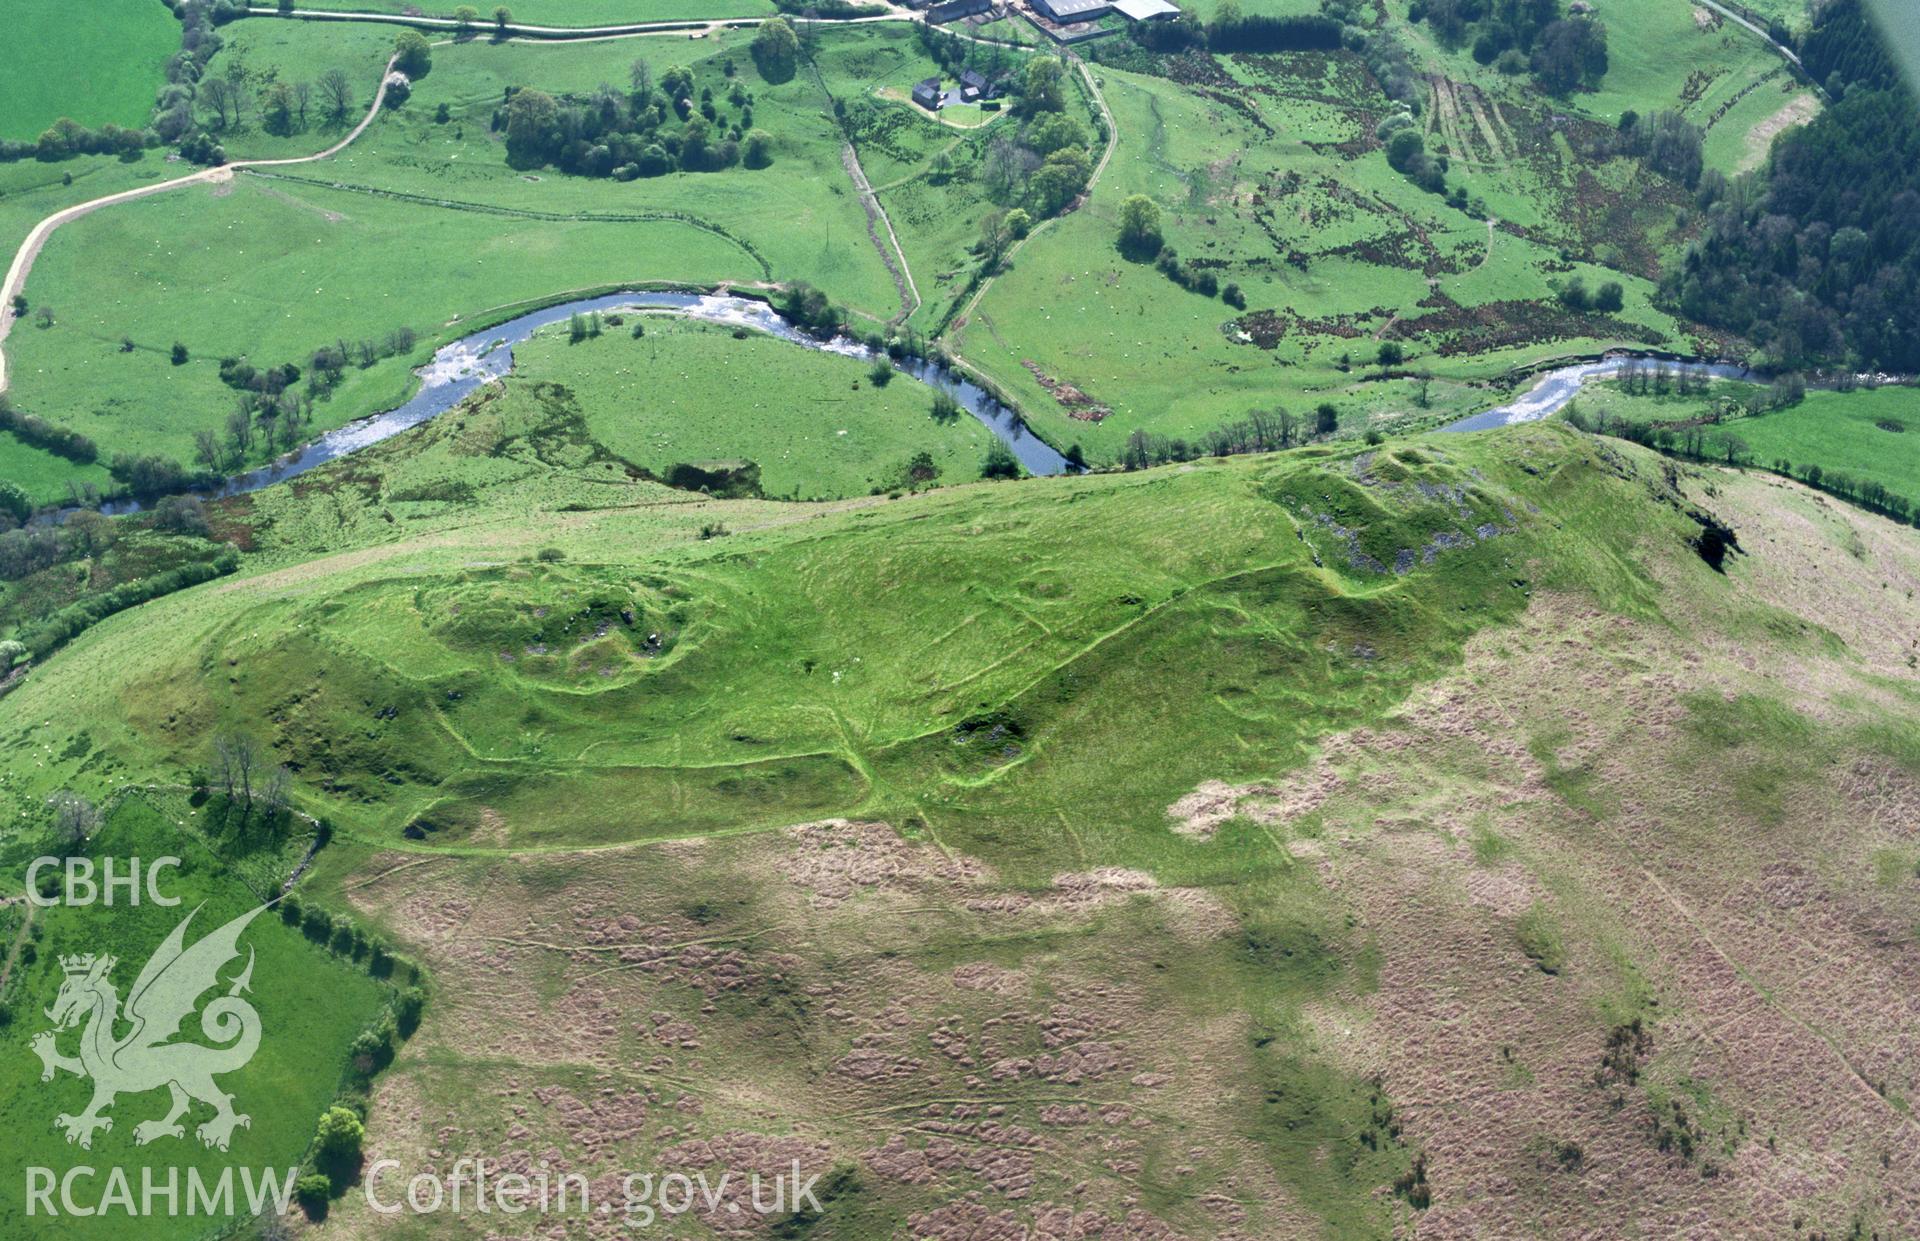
left=3, top=425, right=1919, bottom=1236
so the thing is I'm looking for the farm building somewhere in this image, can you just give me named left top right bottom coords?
left=958, top=68, right=993, bottom=101
left=927, top=0, right=991, bottom=21
left=1031, top=0, right=1110, bottom=21
left=1113, top=0, right=1179, bottom=18
left=912, top=77, right=943, bottom=110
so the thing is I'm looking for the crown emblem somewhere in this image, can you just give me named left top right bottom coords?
left=60, top=953, right=105, bottom=975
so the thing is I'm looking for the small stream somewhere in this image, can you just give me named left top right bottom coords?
left=107, top=291, right=1067, bottom=512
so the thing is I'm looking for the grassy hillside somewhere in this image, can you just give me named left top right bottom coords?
left=5, top=417, right=1920, bottom=1236
left=0, top=424, right=1631, bottom=855
left=952, top=50, right=1703, bottom=459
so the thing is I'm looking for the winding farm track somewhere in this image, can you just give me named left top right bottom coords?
left=241, top=5, right=911, bottom=37
left=1694, top=0, right=1805, bottom=69
left=951, top=54, right=1114, bottom=334
left=0, top=56, right=399, bottom=398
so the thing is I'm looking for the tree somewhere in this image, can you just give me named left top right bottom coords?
left=678, top=116, right=711, bottom=170
left=629, top=58, right=654, bottom=100
left=1118, top=194, right=1163, bottom=258
left=1022, top=57, right=1067, bottom=114
left=213, top=731, right=259, bottom=805
left=154, top=494, right=210, bottom=536
left=1377, top=340, right=1405, bottom=367
left=393, top=29, right=432, bottom=78
left=1027, top=113, right=1086, bottom=156
left=226, top=406, right=254, bottom=456
left=504, top=87, right=560, bottom=167
left=492, top=4, right=512, bottom=34
left=453, top=4, right=479, bottom=32
left=978, top=209, right=1014, bottom=269
left=292, top=80, right=312, bottom=128
left=262, top=81, right=296, bottom=134
left=395, top=987, right=427, bottom=1038
left=931, top=391, right=962, bottom=423
left=1593, top=281, right=1624, bottom=313
left=261, top=765, right=292, bottom=815
left=318, top=68, right=354, bottom=122
left=1632, top=110, right=1703, bottom=188
left=0, top=479, right=30, bottom=525
left=1530, top=17, right=1607, bottom=94
left=1003, top=207, right=1032, bottom=240
left=742, top=128, right=774, bottom=168
left=48, top=792, right=100, bottom=853
left=193, top=427, right=222, bottom=469
left=1385, top=127, right=1426, bottom=172
left=1314, top=403, right=1339, bottom=435
left=316, top=1106, right=364, bottom=1168
left=869, top=356, right=895, bottom=387
left=751, top=17, right=800, bottom=83
left=982, top=136, right=1035, bottom=204
left=294, top=1173, right=332, bottom=1217
left=200, top=76, right=240, bottom=130
left=982, top=439, right=1021, bottom=479
left=1028, top=147, right=1090, bottom=215
left=65, top=510, right=111, bottom=556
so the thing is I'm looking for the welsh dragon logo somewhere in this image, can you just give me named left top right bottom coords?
left=31, top=903, right=266, bottom=1152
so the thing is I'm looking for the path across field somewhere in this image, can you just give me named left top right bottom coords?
left=0, top=55, right=399, bottom=397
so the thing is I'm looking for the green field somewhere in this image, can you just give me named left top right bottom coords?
left=0, top=798, right=391, bottom=1240
left=194, top=20, right=398, bottom=161
left=0, top=0, right=178, bottom=141
left=1576, top=381, right=1920, bottom=510
left=508, top=315, right=996, bottom=497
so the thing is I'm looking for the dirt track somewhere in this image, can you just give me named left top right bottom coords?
left=0, top=55, right=399, bottom=398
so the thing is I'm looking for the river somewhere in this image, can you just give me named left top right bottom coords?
left=110, top=291, right=1067, bottom=512
left=1437, top=356, right=1761, bottom=432
left=104, top=293, right=1775, bottom=512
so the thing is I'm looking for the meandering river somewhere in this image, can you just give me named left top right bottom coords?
left=104, top=292, right=1779, bottom=511
left=144, top=292, right=1068, bottom=511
